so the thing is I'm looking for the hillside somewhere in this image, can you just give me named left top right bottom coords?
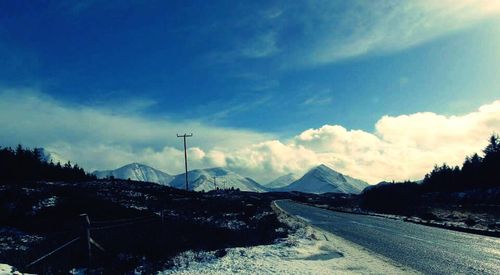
left=265, top=173, right=298, bottom=189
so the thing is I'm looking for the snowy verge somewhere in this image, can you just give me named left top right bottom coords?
left=159, top=200, right=419, bottom=274
left=0, top=263, right=34, bottom=275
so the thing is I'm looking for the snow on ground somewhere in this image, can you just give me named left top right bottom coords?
left=0, top=264, right=15, bottom=275
left=0, top=228, right=43, bottom=253
left=159, top=204, right=419, bottom=275
left=0, top=263, right=33, bottom=275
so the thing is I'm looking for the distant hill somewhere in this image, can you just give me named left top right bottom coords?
left=265, top=173, right=298, bottom=188
left=279, top=164, right=368, bottom=194
left=361, top=181, right=393, bottom=193
left=93, top=163, right=173, bottom=185
left=169, top=167, right=267, bottom=192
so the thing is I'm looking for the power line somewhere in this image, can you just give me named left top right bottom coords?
left=91, top=214, right=157, bottom=225
left=177, top=133, right=193, bottom=191
left=90, top=217, right=158, bottom=231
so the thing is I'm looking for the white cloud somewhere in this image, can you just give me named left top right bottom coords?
left=202, top=1, right=500, bottom=67
left=299, top=0, right=500, bottom=65
left=229, top=0, right=498, bottom=67
left=302, top=95, right=333, bottom=106
left=292, top=101, right=500, bottom=183
left=209, top=0, right=500, bottom=67
left=1, top=88, right=499, bottom=184
left=224, top=140, right=319, bottom=179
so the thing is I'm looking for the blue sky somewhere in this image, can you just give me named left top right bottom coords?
left=1, top=1, right=500, bottom=182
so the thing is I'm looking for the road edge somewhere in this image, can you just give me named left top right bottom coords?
left=298, top=202, right=500, bottom=238
left=272, top=199, right=422, bottom=274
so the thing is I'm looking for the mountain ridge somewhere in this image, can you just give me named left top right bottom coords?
left=169, top=167, right=268, bottom=192
left=265, top=173, right=298, bottom=188
left=92, top=162, right=368, bottom=194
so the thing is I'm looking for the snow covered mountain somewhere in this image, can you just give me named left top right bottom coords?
left=280, top=164, right=368, bottom=194
left=265, top=173, right=298, bottom=189
left=169, top=167, right=267, bottom=192
left=92, top=163, right=173, bottom=185
left=91, top=163, right=366, bottom=194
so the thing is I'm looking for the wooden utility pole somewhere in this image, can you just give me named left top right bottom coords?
left=212, top=176, right=217, bottom=189
left=177, top=133, right=193, bottom=191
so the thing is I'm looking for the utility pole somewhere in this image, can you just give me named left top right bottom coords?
left=177, top=133, right=193, bottom=191
left=212, top=176, right=217, bottom=189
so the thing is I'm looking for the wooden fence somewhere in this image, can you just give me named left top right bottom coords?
left=24, top=211, right=166, bottom=270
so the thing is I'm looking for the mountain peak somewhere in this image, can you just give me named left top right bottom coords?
left=313, top=164, right=338, bottom=173
left=205, top=167, right=232, bottom=175
left=281, top=164, right=368, bottom=194
left=93, top=163, right=173, bottom=185
left=123, top=162, right=144, bottom=168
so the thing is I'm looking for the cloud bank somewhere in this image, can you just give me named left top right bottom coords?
left=1, top=89, right=499, bottom=184
left=222, top=98, right=500, bottom=183
left=0, top=88, right=273, bottom=175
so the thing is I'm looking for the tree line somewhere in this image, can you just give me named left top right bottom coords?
left=422, top=134, right=500, bottom=192
left=362, top=134, right=500, bottom=213
left=0, top=145, right=96, bottom=182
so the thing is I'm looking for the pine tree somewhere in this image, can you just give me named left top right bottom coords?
left=482, top=134, right=500, bottom=187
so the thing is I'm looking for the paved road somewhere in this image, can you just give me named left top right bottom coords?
left=275, top=200, right=500, bottom=274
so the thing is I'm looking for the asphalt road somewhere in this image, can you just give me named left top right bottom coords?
left=275, top=200, right=500, bottom=274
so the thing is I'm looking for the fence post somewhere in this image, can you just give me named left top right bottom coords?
left=160, top=210, right=166, bottom=246
left=80, top=213, right=91, bottom=268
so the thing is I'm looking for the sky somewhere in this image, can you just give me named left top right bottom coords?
left=1, top=0, right=500, bottom=183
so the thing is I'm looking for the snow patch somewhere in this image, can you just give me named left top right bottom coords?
left=0, top=263, right=34, bottom=275
left=31, top=196, right=58, bottom=214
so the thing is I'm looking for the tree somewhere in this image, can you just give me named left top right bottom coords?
left=461, top=153, right=482, bottom=189
left=422, top=163, right=459, bottom=192
left=481, top=134, right=500, bottom=187
left=483, top=134, right=500, bottom=156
